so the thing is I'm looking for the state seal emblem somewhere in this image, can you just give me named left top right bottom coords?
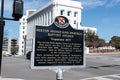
left=54, top=16, right=69, bottom=28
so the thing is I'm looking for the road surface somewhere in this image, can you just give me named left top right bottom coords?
left=1, top=53, right=120, bottom=80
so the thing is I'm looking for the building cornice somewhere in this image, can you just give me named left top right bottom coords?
left=27, top=1, right=53, bottom=20
left=27, top=0, right=83, bottom=20
left=53, top=0, right=83, bottom=9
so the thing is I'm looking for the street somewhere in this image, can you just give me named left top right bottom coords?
left=1, top=53, right=120, bottom=80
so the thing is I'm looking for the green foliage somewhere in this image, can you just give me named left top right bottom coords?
left=85, top=30, right=106, bottom=48
left=11, top=46, right=18, bottom=55
left=85, top=30, right=98, bottom=41
left=85, top=30, right=120, bottom=50
left=110, top=36, right=120, bottom=49
left=11, top=39, right=18, bottom=55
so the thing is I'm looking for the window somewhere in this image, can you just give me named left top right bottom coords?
left=23, top=26, right=25, bottom=29
left=22, top=41, right=24, bottom=44
left=67, top=11, right=71, bottom=16
left=23, top=36, right=25, bottom=39
left=22, top=50, right=23, bottom=53
left=23, top=18, right=25, bottom=21
left=60, top=10, right=64, bottom=15
left=74, top=20, right=76, bottom=24
left=74, top=12, right=78, bottom=17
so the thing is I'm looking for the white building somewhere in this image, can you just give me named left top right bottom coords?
left=27, top=0, right=83, bottom=28
left=81, top=26, right=97, bottom=34
left=18, top=0, right=97, bottom=55
left=2, top=38, right=11, bottom=54
left=18, top=10, right=36, bottom=55
left=2, top=38, right=18, bottom=55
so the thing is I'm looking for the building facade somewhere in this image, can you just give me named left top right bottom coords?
left=18, top=10, right=36, bottom=55
left=26, top=0, right=84, bottom=53
left=18, top=15, right=27, bottom=55
left=18, top=0, right=97, bottom=55
left=2, top=38, right=18, bottom=55
left=81, top=26, right=97, bottom=34
left=27, top=0, right=82, bottom=28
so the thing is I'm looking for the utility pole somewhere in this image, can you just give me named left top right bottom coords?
left=0, top=0, right=5, bottom=76
left=0, top=0, right=24, bottom=76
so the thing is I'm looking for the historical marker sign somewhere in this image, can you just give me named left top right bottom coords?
left=31, top=16, right=85, bottom=69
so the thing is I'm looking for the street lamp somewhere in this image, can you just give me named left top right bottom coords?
left=0, top=0, right=24, bottom=76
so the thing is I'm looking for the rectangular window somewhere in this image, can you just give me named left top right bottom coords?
left=22, top=41, right=24, bottom=44
left=67, top=11, right=71, bottom=16
left=74, top=20, right=76, bottom=24
left=60, top=10, right=64, bottom=15
left=74, top=12, right=78, bottom=17
left=23, top=26, right=25, bottom=29
left=22, top=50, right=23, bottom=53
left=23, top=18, right=25, bottom=21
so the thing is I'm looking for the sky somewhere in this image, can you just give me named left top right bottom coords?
left=1, top=0, right=120, bottom=41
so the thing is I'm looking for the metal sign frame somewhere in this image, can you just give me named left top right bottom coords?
left=31, top=16, right=86, bottom=70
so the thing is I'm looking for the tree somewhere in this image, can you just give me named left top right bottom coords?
left=11, top=46, right=18, bottom=55
left=85, top=29, right=107, bottom=48
left=85, top=30, right=99, bottom=48
left=109, top=36, right=120, bottom=49
left=11, top=39, right=18, bottom=55
left=97, top=39, right=106, bottom=47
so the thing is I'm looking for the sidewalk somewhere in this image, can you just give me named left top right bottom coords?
left=0, top=77, right=24, bottom=80
left=89, top=52, right=120, bottom=55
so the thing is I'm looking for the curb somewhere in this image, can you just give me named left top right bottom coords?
left=0, top=77, right=24, bottom=80
left=88, top=52, right=120, bottom=55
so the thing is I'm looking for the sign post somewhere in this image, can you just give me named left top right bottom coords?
left=56, top=68, right=63, bottom=80
left=0, top=0, right=23, bottom=78
left=31, top=16, right=85, bottom=79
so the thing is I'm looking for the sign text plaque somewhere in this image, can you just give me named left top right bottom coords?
left=31, top=16, right=85, bottom=69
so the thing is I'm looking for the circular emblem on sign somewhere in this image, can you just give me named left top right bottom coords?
left=54, top=16, right=69, bottom=28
